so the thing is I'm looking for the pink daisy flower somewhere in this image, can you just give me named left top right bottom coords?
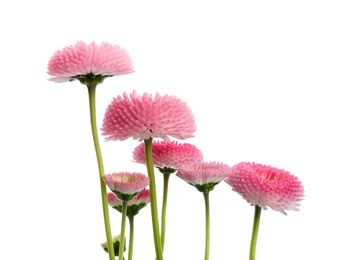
left=225, top=162, right=304, bottom=215
left=107, top=192, right=122, bottom=208
left=132, top=141, right=204, bottom=171
left=127, top=188, right=151, bottom=206
left=104, top=172, right=149, bottom=201
left=177, top=162, right=231, bottom=192
left=47, top=41, right=134, bottom=83
left=101, top=90, right=196, bottom=142
left=108, top=189, right=151, bottom=217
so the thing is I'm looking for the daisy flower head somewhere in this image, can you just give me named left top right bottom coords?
left=127, top=188, right=151, bottom=207
left=104, top=172, right=149, bottom=201
left=101, top=235, right=124, bottom=256
left=225, top=162, right=304, bottom=215
left=107, top=192, right=122, bottom=209
left=108, top=189, right=151, bottom=217
left=101, top=90, right=196, bottom=142
left=177, top=161, right=231, bottom=192
left=47, top=41, right=134, bottom=84
left=132, top=141, right=204, bottom=173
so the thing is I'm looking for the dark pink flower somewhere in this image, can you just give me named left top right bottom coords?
left=108, top=189, right=151, bottom=208
left=132, top=141, right=203, bottom=170
left=107, top=192, right=122, bottom=208
left=108, top=189, right=150, bottom=217
left=104, top=172, right=149, bottom=200
left=127, top=188, right=151, bottom=206
left=101, top=90, right=196, bottom=142
left=177, top=162, right=230, bottom=192
left=47, top=41, right=134, bottom=83
left=225, top=162, right=304, bottom=215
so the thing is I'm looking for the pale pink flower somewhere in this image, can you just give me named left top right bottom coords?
left=47, top=41, right=134, bottom=83
left=132, top=141, right=203, bottom=170
left=225, top=162, right=304, bottom=215
left=104, top=172, right=149, bottom=198
left=101, top=90, right=196, bottom=142
left=177, top=162, right=231, bottom=192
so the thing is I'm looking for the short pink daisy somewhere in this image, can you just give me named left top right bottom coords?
left=177, top=162, right=231, bottom=192
left=132, top=141, right=203, bottom=170
left=108, top=189, right=151, bottom=207
left=107, top=192, right=122, bottom=208
left=101, top=90, right=196, bottom=142
left=104, top=172, right=149, bottom=201
left=225, top=162, right=304, bottom=215
left=108, top=189, right=150, bottom=217
left=47, top=41, right=134, bottom=83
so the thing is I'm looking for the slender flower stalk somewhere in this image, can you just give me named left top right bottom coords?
left=128, top=215, right=135, bottom=260
left=145, top=138, right=163, bottom=260
left=250, top=205, right=262, bottom=260
left=87, top=84, right=115, bottom=260
left=160, top=170, right=171, bottom=250
left=177, top=161, right=230, bottom=260
left=203, top=191, right=210, bottom=260
left=119, top=200, right=128, bottom=260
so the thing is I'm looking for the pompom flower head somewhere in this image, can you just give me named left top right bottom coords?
left=132, top=140, right=204, bottom=173
left=47, top=41, right=134, bottom=84
left=104, top=172, right=149, bottom=201
left=177, top=161, right=231, bottom=192
left=101, top=90, right=196, bottom=142
left=225, top=162, right=304, bottom=215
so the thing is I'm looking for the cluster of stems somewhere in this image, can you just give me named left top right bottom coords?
left=87, top=83, right=262, bottom=260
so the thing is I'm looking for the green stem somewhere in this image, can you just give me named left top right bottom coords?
left=203, top=191, right=210, bottom=260
left=249, top=205, right=262, bottom=260
left=161, top=172, right=170, bottom=252
left=144, top=138, right=163, bottom=260
left=119, top=200, right=128, bottom=260
left=128, top=215, right=134, bottom=260
left=87, top=85, right=114, bottom=260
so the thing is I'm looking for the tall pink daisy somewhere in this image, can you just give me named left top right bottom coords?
left=47, top=41, right=134, bottom=84
left=176, top=161, right=230, bottom=260
left=47, top=41, right=134, bottom=260
left=132, top=141, right=204, bottom=171
left=225, top=162, right=304, bottom=260
left=101, top=90, right=196, bottom=260
left=225, top=162, right=304, bottom=214
left=101, top=90, right=196, bottom=142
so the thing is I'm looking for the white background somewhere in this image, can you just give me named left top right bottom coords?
left=1, top=1, right=357, bottom=259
